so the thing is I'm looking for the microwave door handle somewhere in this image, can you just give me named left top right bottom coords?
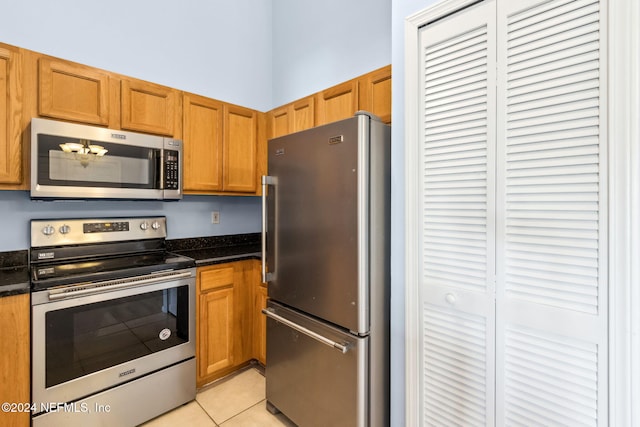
left=159, top=149, right=165, bottom=190
left=261, top=175, right=277, bottom=283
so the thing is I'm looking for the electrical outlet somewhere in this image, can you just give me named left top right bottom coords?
left=211, top=211, right=220, bottom=224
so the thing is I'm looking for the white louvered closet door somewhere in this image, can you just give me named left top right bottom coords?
left=418, top=1, right=497, bottom=425
left=495, top=0, right=608, bottom=425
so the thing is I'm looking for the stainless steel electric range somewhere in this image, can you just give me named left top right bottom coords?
left=30, top=216, right=196, bottom=427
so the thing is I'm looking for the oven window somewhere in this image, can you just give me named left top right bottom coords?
left=45, top=285, right=189, bottom=388
left=36, top=133, right=160, bottom=188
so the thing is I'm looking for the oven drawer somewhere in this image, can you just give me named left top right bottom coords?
left=264, top=300, right=368, bottom=427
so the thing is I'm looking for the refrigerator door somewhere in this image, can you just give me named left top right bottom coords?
left=264, top=300, right=368, bottom=427
left=265, top=115, right=372, bottom=333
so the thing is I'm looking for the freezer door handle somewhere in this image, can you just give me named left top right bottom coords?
left=261, top=175, right=277, bottom=283
left=262, top=308, right=349, bottom=354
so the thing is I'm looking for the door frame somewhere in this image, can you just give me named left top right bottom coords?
left=403, top=0, right=640, bottom=425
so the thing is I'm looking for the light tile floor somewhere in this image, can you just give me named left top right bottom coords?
left=141, top=367, right=296, bottom=427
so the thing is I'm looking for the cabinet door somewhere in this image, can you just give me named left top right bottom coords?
left=291, top=96, right=315, bottom=133
left=38, top=57, right=110, bottom=126
left=359, top=65, right=391, bottom=124
left=0, top=45, right=22, bottom=185
left=183, top=93, right=223, bottom=191
left=121, top=79, right=178, bottom=137
left=269, top=105, right=290, bottom=139
left=418, top=2, right=497, bottom=425
left=198, top=287, right=234, bottom=383
left=223, top=105, right=257, bottom=192
left=495, top=0, right=608, bottom=424
left=0, top=293, right=30, bottom=427
left=268, top=96, right=315, bottom=139
left=315, top=80, right=358, bottom=126
left=254, top=283, right=268, bottom=365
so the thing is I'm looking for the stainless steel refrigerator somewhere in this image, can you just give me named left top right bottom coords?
left=261, top=111, right=390, bottom=427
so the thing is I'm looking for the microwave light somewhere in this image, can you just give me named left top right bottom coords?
left=59, top=140, right=108, bottom=167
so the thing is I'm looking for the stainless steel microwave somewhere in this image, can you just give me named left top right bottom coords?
left=31, top=118, right=182, bottom=200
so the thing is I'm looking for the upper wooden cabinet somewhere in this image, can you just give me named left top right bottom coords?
left=38, top=57, right=112, bottom=126
left=183, top=93, right=224, bottom=192
left=268, top=65, right=391, bottom=139
left=121, top=79, right=180, bottom=137
left=268, top=96, right=315, bottom=139
left=183, top=94, right=260, bottom=195
left=33, top=55, right=181, bottom=138
left=359, top=65, right=391, bottom=124
left=223, top=104, right=257, bottom=193
left=0, top=44, right=23, bottom=186
left=315, top=80, right=359, bottom=126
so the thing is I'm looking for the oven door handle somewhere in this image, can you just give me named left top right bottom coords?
left=48, top=270, right=193, bottom=301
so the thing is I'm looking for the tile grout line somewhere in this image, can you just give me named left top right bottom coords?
left=195, top=399, right=221, bottom=427
left=214, top=399, right=269, bottom=426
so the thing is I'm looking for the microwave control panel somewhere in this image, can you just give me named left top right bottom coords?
left=164, top=150, right=180, bottom=190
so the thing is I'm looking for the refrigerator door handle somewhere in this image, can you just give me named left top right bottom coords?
left=262, top=308, right=349, bottom=354
left=262, top=175, right=277, bottom=283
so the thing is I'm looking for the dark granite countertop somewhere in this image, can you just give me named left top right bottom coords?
left=167, top=233, right=261, bottom=267
left=0, top=234, right=261, bottom=297
left=0, top=250, right=30, bottom=298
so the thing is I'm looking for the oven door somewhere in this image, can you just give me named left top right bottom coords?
left=31, top=269, right=195, bottom=412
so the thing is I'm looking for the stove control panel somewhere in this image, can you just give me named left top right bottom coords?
left=31, top=217, right=167, bottom=248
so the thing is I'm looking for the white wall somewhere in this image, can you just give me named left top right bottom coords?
left=0, top=0, right=273, bottom=111
left=272, top=0, right=391, bottom=106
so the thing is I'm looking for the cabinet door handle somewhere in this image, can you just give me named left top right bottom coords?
left=261, top=175, right=277, bottom=283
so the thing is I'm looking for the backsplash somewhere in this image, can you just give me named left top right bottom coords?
left=0, top=191, right=261, bottom=252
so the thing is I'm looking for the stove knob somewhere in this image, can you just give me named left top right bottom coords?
left=151, top=221, right=160, bottom=230
left=59, top=224, right=71, bottom=234
left=140, top=221, right=149, bottom=231
left=42, top=225, right=55, bottom=236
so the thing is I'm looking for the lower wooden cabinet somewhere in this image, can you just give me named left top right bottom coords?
left=252, top=260, right=268, bottom=365
left=0, top=293, right=30, bottom=427
left=196, top=260, right=254, bottom=387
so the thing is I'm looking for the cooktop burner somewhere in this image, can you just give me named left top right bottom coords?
left=30, top=216, right=195, bottom=291
left=31, top=251, right=195, bottom=291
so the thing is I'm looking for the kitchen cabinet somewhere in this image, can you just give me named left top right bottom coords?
left=183, top=95, right=261, bottom=195
left=121, top=78, right=180, bottom=137
left=268, top=96, right=315, bottom=139
left=33, top=53, right=180, bottom=138
left=223, top=104, right=258, bottom=193
left=268, top=66, right=391, bottom=139
left=315, top=80, right=358, bottom=126
left=183, top=93, right=224, bottom=192
left=0, top=44, right=24, bottom=187
left=196, top=260, right=254, bottom=387
left=252, top=260, right=267, bottom=365
left=359, top=65, right=391, bottom=124
left=37, top=57, right=114, bottom=127
left=0, top=293, right=30, bottom=427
